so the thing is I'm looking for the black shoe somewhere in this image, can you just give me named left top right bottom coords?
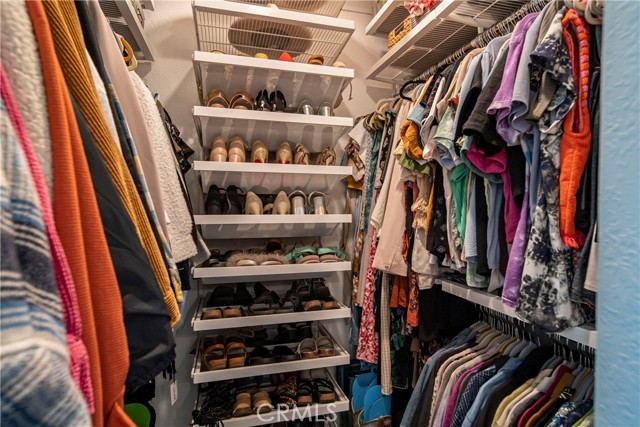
left=205, top=185, right=227, bottom=215
left=225, top=185, right=245, bottom=214
left=269, top=90, right=287, bottom=112
left=256, top=89, right=270, bottom=111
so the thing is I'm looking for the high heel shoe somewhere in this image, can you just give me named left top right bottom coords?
left=273, top=191, right=291, bottom=215
left=228, top=136, right=247, bottom=162
left=210, top=136, right=227, bottom=162
left=245, top=191, right=263, bottom=215
left=205, top=185, right=228, bottom=215
left=294, top=143, right=310, bottom=165
left=276, top=141, right=292, bottom=164
left=251, top=140, right=269, bottom=163
left=225, top=186, right=245, bottom=214
left=269, top=90, right=287, bottom=112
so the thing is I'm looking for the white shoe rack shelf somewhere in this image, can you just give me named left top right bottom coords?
left=189, top=2, right=354, bottom=425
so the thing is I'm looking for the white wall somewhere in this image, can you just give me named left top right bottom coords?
left=138, top=2, right=392, bottom=425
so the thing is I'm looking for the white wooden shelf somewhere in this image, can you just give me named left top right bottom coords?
left=193, top=106, right=353, bottom=151
left=193, top=51, right=354, bottom=110
left=192, top=336, right=349, bottom=383
left=438, top=279, right=598, bottom=349
left=192, top=0, right=354, bottom=65
left=194, top=161, right=351, bottom=193
left=366, top=0, right=528, bottom=83
left=365, top=0, right=407, bottom=36
left=192, top=298, right=351, bottom=332
left=193, top=261, right=351, bottom=284
left=193, top=373, right=349, bottom=427
left=195, top=214, right=352, bottom=239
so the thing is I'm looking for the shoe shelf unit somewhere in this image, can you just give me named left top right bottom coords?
left=365, top=0, right=407, bottom=36
left=366, top=0, right=530, bottom=83
left=192, top=298, right=351, bottom=332
left=192, top=0, right=354, bottom=65
left=194, top=161, right=352, bottom=193
left=195, top=214, right=353, bottom=239
left=193, top=106, right=354, bottom=152
left=192, top=372, right=350, bottom=427
left=438, top=279, right=598, bottom=349
left=193, top=262, right=352, bottom=284
left=189, top=3, right=353, bottom=424
left=193, top=51, right=355, bottom=110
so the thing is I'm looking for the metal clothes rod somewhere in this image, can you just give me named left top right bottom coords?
left=411, top=0, right=551, bottom=82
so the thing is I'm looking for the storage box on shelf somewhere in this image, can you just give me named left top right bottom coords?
left=192, top=372, right=350, bottom=427
left=193, top=262, right=352, bottom=284
left=437, top=279, right=598, bottom=349
left=194, top=161, right=352, bottom=194
left=195, top=214, right=352, bottom=239
left=193, top=51, right=355, bottom=110
left=192, top=297, right=351, bottom=332
left=192, top=0, right=354, bottom=65
left=193, top=106, right=354, bottom=151
left=366, top=0, right=529, bottom=83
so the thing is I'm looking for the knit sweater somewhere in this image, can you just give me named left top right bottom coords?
left=26, top=2, right=134, bottom=426
left=41, top=0, right=180, bottom=326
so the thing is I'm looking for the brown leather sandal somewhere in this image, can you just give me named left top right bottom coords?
left=316, top=336, right=335, bottom=357
left=303, top=300, right=322, bottom=311
left=322, top=299, right=340, bottom=310
left=203, top=308, right=223, bottom=319
left=222, top=307, right=242, bottom=318
left=232, top=392, right=252, bottom=417
left=202, top=343, right=226, bottom=371
left=226, top=342, right=247, bottom=368
left=205, top=89, right=230, bottom=108
left=297, top=338, right=318, bottom=360
left=229, top=91, right=255, bottom=110
left=252, top=391, right=272, bottom=414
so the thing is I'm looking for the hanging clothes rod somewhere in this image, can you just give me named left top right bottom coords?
left=407, top=0, right=551, bottom=83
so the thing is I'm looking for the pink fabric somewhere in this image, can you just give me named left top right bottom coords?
left=442, top=362, right=486, bottom=427
left=0, top=67, right=94, bottom=411
left=356, top=229, right=380, bottom=363
left=466, top=142, right=520, bottom=243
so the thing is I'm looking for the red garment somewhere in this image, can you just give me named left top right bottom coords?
left=559, top=9, right=591, bottom=248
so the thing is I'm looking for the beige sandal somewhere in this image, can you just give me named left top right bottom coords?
left=252, top=391, right=272, bottom=414
left=316, top=145, right=337, bottom=166
left=232, top=392, right=252, bottom=417
left=316, top=336, right=335, bottom=357
left=297, top=338, right=318, bottom=360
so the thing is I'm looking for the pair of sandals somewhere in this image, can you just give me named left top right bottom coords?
left=256, top=90, right=287, bottom=112
left=293, top=143, right=337, bottom=166
left=297, top=378, right=336, bottom=405
left=210, top=135, right=247, bottom=162
left=205, top=89, right=255, bottom=110
left=248, top=282, right=296, bottom=315
left=232, top=391, right=272, bottom=417
left=286, top=246, right=345, bottom=264
left=289, top=191, right=329, bottom=215
left=205, top=185, right=245, bottom=215
left=202, top=336, right=247, bottom=371
left=297, top=336, right=335, bottom=359
left=285, top=279, right=339, bottom=312
left=202, top=284, right=252, bottom=319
